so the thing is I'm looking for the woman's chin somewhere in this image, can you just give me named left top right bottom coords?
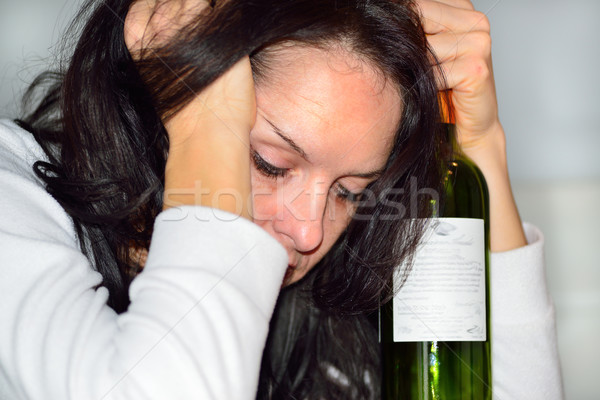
left=281, top=265, right=309, bottom=288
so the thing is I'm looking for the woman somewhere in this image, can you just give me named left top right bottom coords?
left=0, top=0, right=562, bottom=398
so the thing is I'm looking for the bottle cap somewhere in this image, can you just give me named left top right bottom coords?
left=438, top=90, right=455, bottom=124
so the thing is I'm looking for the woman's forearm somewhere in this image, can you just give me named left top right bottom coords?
left=163, top=101, right=253, bottom=219
left=461, top=121, right=527, bottom=252
left=125, top=2, right=256, bottom=220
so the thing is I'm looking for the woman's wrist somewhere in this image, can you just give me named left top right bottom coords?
left=460, top=122, right=527, bottom=252
left=164, top=116, right=253, bottom=219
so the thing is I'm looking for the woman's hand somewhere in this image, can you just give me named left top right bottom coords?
left=417, top=0, right=527, bottom=251
left=125, top=0, right=255, bottom=219
left=162, top=56, right=255, bottom=219
left=418, top=0, right=498, bottom=152
left=125, top=0, right=209, bottom=56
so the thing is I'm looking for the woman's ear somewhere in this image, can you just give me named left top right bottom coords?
left=123, top=0, right=210, bottom=58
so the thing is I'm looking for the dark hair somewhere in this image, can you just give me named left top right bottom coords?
left=19, top=0, right=444, bottom=398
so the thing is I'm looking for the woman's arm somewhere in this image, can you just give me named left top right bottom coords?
left=0, top=119, right=287, bottom=399
left=417, top=0, right=526, bottom=252
left=161, top=57, right=255, bottom=219
left=490, top=224, right=564, bottom=399
left=125, top=0, right=256, bottom=219
left=0, top=2, right=279, bottom=398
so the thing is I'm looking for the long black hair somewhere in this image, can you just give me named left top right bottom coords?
left=19, top=0, right=445, bottom=398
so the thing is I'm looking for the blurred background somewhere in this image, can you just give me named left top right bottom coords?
left=1, top=0, right=598, bottom=398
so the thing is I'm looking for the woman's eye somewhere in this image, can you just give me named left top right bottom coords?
left=251, top=150, right=288, bottom=178
left=334, top=183, right=362, bottom=204
left=251, top=148, right=362, bottom=203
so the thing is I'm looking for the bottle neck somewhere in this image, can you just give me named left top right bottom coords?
left=443, top=122, right=473, bottom=163
left=438, top=90, right=463, bottom=161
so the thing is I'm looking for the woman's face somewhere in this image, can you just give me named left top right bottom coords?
left=250, top=45, right=401, bottom=284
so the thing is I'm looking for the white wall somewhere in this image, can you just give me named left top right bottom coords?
left=0, top=0, right=85, bottom=118
left=473, top=0, right=600, bottom=181
left=2, top=0, right=599, bottom=398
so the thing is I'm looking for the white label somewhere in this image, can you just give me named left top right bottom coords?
left=392, top=218, right=486, bottom=342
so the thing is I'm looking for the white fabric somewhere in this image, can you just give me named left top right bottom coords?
left=491, top=224, right=564, bottom=399
left=0, top=119, right=563, bottom=399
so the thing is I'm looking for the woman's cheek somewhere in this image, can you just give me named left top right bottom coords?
left=328, top=193, right=357, bottom=228
left=249, top=170, right=279, bottom=223
left=317, top=199, right=354, bottom=248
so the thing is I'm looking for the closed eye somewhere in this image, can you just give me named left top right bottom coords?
left=333, top=183, right=363, bottom=203
left=251, top=149, right=287, bottom=178
left=252, top=148, right=364, bottom=204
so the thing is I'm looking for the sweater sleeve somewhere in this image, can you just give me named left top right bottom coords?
left=490, top=223, right=564, bottom=400
left=0, top=120, right=288, bottom=399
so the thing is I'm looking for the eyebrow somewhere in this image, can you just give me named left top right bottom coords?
left=264, top=118, right=310, bottom=162
left=263, top=116, right=386, bottom=181
left=352, top=168, right=385, bottom=179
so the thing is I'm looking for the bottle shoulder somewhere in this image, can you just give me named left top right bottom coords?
left=442, top=157, right=489, bottom=220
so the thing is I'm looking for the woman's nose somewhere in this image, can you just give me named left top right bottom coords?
left=272, top=180, right=328, bottom=253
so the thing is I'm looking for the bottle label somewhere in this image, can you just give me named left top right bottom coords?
left=392, top=218, right=486, bottom=342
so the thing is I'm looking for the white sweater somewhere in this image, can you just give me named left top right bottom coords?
left=0, top=119, right=563, bottom=399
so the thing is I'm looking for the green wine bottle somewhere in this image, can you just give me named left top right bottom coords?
left=380, top=120, right=492, bottom=399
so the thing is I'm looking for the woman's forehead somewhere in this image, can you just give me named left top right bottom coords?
left=254, top=45, right=400, bottom=170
